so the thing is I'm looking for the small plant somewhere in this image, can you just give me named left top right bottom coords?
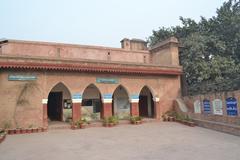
left=81, top=117, right=91, bottom=124
left=130, top=116, right=142, bottom=124
left=103, top=118, right=109, bottom=126
left=0, top=128, right=7, bottom=143
left=109, top=116, right=119, bottom=125
left=74, top=119, right=88, bottom=129
left=102, top=116, right=119, bottom=127
left=184, top=115, right=192, bottom=122
left=3, top=121, right=11, bottom=129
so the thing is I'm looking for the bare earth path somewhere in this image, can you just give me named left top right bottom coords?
left=0, top=122, right=240, bottom=160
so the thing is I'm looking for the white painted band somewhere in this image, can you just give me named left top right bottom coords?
left=130, top=99, right=139, bottom=103
left=42, top=99, right=48, bottom=104
left=103, top=99, right=112, bottom=103
left=72, top=99, right=82, bottom=103
left=153, top=97, right=160, bottom=102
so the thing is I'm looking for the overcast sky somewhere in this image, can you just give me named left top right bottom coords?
left=0, top=0, right=226, bottom=47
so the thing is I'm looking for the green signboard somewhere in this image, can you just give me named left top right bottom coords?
left=96, top=78, right=118, bottom=84
left=8, top=75, right=37, bottom=81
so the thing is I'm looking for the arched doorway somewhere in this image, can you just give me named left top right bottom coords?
left=139, top=86, right=154, bottom=118
left=112, top=85, right=130, bottom=119
left=82, top=84, right=102, bottom=121
left=47, top=82, right=72, bottom=122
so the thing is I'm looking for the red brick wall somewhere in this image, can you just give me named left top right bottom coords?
left=183, top=90, right=240, bottom=125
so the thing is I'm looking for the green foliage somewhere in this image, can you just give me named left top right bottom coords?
left=103, top=116, right=119, bottom=125
left=75, top=119, right=88, bottom=128
left=3, top=121, right=11, bottom=129
left=130, top=116, right=142, bottom=123
left=148, top=0, right=240, bottom=95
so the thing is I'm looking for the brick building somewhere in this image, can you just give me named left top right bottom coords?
left=0, top=37, right=182, bottom=128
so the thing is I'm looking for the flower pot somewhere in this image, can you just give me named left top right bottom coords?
left=26, top=129, right=32, bottom=134
left=71, top=125, right=78, bottom=130
left=188, top=122, right=195, bottom=127
left=108, top=123, right=114, bottom=127
left=8, top=129, right=15, bottom=135
left=80, top=123, right=87, bottom=129
left=32, top=128, right=38, bottom=133
left=15, top=129, right=21, bottom=134
left=136, top=121, right=141, bottom=125
left=0, top=135, right=4, bottom=143
left=20, top=128, right=26, bottom=134
left=38, top=127, right=42, bottom=132
left=163, top=117, right=167, bottom=121
left=39, top=127, right=44, bottom=132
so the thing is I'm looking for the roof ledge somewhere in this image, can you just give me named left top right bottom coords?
left=150, top=37, right=178, bottom=51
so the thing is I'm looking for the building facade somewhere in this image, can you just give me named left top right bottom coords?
left=0, top=37, right=182, bottom=128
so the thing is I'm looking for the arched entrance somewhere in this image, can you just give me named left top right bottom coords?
left=112, top=85, right=130, bottom=119
left=47, top=82, right=72, bottom=122
left=139, top=86, right=154, bottom=118
left=82, top=84, right=102, bottom=120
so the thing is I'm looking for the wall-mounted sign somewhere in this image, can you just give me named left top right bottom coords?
left=226, top=97, right=238, bottom=116
left=8, top=75, right=37, bottom=81
left=203, top=99, right=211, bottom=114
left=96, top=78, right=118, bottom=84
left=103, top=94, right=112, bottom=99
left=130, top=94, right=139, bottom=100
left=212, top=99, right=223, bottom=115
left=72, top=93, right=82, bottom=99
left=194, top=100, right=201, bottom=113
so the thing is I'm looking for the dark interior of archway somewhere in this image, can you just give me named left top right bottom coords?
left=139, top=89, right=154, bottom=118
left=47, top=92, right=63, bottom=121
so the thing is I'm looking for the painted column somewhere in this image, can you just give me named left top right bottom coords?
left=72, top=99, right=82, bottom=123
left=153, top=97, right=161, bottom=120
left=102, top=94, right=112, bottom=118
left=72, top=93, right=82, bottom=123
left=42, top=99, right=48, bottom=128
left=130, top=95, right=139, bottom=116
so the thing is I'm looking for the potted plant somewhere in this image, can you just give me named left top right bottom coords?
left=109, top=116, right=119, bottom=126
left=0, top=129, right=7, bottom=143
left=20, top=128, right=26, bottom=134
left=32, top=127, right=38, bottom=133
left=130, top=116, right=142, bottom=125
left=3, top=122, right=11, bottom=135
left=103, top=118, right=109, bottom=127
left=27, top=124, right=33, bottom=133
left=102, top=116, right=119, bottom=127
left=162, top=114, right=168, bottom=121
left=15, top=127, right=21, bottom=134
left=8, top=128, right=15, bottom=135
left=71, top=122, right=78, bottom=130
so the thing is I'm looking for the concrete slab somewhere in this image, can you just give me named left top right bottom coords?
left=0, top=122, right=240, bottom=160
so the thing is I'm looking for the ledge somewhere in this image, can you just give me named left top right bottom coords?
left=0, top=55, right=182, bottom=76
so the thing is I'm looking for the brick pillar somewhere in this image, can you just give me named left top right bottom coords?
left=130, top=95, right=139, bottom=117
left=130, top=100, right=139, bottom=116
left=153, top=97, right=161, bottom=120
left=72, top=99, right=82, bottom=123
left=42, top=99, right=48, bottom=128
left=102, top=99, right=112, bottom=118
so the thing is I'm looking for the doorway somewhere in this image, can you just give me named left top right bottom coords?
left=139, top=86, right=154, bottom=118
left=47, top=92, right=63, bottom=121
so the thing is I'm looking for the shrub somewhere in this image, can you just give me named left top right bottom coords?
left=130, top=116, right=142, bottom=123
